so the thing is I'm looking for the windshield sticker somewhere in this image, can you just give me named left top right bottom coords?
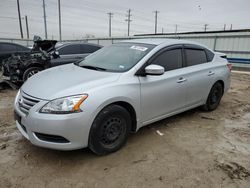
left=119, top=65, right=125, bottom=69
left=130, top=45, right=148, bottom=51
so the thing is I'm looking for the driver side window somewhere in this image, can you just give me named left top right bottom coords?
left=151, top=49, right=183, bottom=71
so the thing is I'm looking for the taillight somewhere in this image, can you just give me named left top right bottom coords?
left=227, top=63, right=232, bottom=71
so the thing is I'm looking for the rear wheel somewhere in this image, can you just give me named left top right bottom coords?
left=89, top=105, right=131, bottom=155
left=23, top=67, right=42, bottom=81
left=202, top=82, right=223, bottom=111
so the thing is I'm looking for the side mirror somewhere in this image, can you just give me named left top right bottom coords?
left=55, top=51, right=59, bottom=56
left=145, top=64, right=165, bottom=75
left=52, top=51, right=60, bottom=58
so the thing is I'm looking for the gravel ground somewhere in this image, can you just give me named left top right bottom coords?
left=0, top=72, right=250, bottom=188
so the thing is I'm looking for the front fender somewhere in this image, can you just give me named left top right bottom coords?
left=81, top=82, right=141, bottom=131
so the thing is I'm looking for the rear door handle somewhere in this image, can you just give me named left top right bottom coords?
left=177, top=77, right=187, bottom=83
left=208, top=71, right=215, bottom=76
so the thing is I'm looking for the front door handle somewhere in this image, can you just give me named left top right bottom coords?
left=177, top=77, right=187, bottom=83
left=208, top=71, right=215, bottom=76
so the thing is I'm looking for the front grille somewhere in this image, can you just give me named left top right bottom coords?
left=35, top=132, right=70, bottom=143
left=18, top=91, right=40, bottom=114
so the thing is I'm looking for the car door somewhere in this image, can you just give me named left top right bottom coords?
left=183, top=45, right=215, bottom=107
left=139, top=46, right=187, bottom=124
left=0, top=43, right=18, bottom=63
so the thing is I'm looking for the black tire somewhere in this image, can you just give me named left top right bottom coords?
left=202, top=82, right=223, bottom=111
left=23, top=67, right=42, bottom=81
left=89, top=105, right=131, bottom=155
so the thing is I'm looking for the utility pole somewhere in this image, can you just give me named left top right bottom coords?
left=16, top=0, right=23, bottom=38
left=230, top=24, right=232, bottom=30
left=154, top=10, right=159, bottom=34
left=125, top=9, right=132, bottom=36
left=42, top=0, right=48, bottom=39
left=25, top=15, right=29, bottom=39
left=175, top=24, right=178, bottom=34
left=223, top=24, right=226, bottom=31
left=107, top=12, right=113, bottom=37
left=162, top=27, right=164, bottom=34
left=58, top=0, right=62, bottom=41
left=204, top=24, right=208, bottom=32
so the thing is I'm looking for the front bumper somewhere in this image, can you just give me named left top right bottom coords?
left=14, top=94, right=93, bottom=151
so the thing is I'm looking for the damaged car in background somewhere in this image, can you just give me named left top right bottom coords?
left=0, top=42, right=30, bottom=69
left=1, top=36, right=102, bottom=84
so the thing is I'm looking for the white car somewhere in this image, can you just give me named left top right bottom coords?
left=14, top=39, right=231, bottom=155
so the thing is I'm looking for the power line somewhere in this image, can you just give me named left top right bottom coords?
left=4, top=3, right=237, bottom=29
left=0, top=1, right=245, bottom=38
left=6, top=0, right=244, bottom=28
left=48, top=1, right=212, bottom=28
left=0, top=14, right=236, bottom=35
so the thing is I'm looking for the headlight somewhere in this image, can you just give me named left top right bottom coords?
left=40, top=94, right=88, bottom=114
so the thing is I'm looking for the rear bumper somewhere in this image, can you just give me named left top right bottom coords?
left=224, top=72, right=231, bottom=93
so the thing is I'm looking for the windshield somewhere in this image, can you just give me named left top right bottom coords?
left=78, top=42, right=155, bottom=72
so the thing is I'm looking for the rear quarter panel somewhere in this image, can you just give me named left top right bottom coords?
left=212, top=56, right=231, bottom=93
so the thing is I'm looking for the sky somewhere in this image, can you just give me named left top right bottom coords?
left=0, top=0, right=249, bottom=40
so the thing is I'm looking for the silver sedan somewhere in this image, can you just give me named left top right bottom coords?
left=14, top=39, right=231, bottom=155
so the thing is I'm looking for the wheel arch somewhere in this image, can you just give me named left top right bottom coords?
left=215, top=79, right=225, bottom=94
left=26, top=63, right=45, bottom=69
left=94, top=100, right=138, bottom=133
left=204, top=79, right=225, bottom=105
left=110, top=101, right=137, bottom=133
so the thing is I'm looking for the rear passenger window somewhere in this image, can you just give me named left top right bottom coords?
left=152, top=49, right=183, bottom=71
left=205, top=49, right=214, bottom=62
left=185, top=49, right=207, bottom=66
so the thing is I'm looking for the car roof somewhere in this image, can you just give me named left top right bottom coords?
left=120, top=38, right=198, bottom=46
left=0, top=41, right=27, bottom=46
left=0, top=42, right=30, bottom=50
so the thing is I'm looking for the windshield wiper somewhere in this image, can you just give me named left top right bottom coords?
left=80, top=65, right=107, bottom=71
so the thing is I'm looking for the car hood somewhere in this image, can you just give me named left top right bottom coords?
left=32, top=36, right=57, bottom=52
left=21, top=64, right=121, bottom=100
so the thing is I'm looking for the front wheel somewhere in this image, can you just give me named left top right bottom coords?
left=23, top=67, right=43, bottom=81
left=89, top=105, right=131, bottom=155
left=202, top=82, right=223, bottom=111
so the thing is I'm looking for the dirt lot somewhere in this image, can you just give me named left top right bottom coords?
left=0, top=72, right=250, bottom=188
